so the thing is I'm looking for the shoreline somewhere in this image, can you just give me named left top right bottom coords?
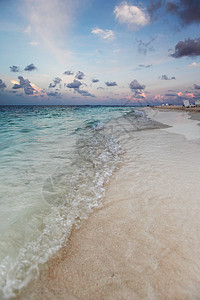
left=151, top=105, right=200, bottom=116
left=147, top=105, right=200, bottom=123
left=17, top=110, right=200, bottom=299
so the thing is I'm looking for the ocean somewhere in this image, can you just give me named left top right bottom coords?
left=0, top=105, right=200, bottom=299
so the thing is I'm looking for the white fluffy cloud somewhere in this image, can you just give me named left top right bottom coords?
left=92, top=28, right=115, bottom=40
left=114, top=2, right=149, bottom=29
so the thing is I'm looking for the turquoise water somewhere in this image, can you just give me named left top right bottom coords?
left=0, top=105, right=144, bottom=298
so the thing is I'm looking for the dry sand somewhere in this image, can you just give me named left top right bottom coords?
left=17, top=111, right=200, bottom=300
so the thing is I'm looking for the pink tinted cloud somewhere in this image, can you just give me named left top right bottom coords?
left=177, top=92, right=183, bottom=97
left=154, top=94, right=165, bottom=102
left=185, top=92, right=194, bottom=98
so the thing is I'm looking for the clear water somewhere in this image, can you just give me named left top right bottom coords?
left=0, top=105, right=157, bottom=298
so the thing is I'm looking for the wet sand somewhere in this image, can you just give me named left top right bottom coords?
left=17, top=111, right=200, bottom=300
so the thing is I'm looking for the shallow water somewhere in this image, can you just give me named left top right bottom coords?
left=0, top=105, right=153, bottom=298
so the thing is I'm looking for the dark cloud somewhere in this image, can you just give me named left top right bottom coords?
left=47, top=91, right=61, bottom=97
left=24, top=63, right=37, bottom=71
left=75, top=89, right=95, bottom=97
left=194, top=84, right=200, bottom=89
left=19, top=76, right=34, bottom=94
left=147, top=0, right=162, bottom=20
left=129, top=80, right=145, bottom=91
left=147, top=0, right=200, bottom=26
left=167, top=2, right=178, bottom=13
left=165, top=93, right=177, bottom=96
left=10, top=66, right=20, bottom=72
left=167, top=0, right=200, bottom=25
left=66, top=80, right=82, bottom=89
left=136, top=38, right=156, bottom=55
left=11, top=76, right=34, bottom=95
left=171, top=38, right=200, bottom=58
left=75, top=71, right=85, bottom=80
left=16, top=76, right=34, bottom=95
left=129, top=80, right=146, bottom=100
left=63, top=70, right=74, bottom=75
left=105, top=81, right=117, bottom=87
left=160, top=74, right=176, bottom=80
left=12, top=84, right=21, bottom=89
left=49, top=77, right=62, bottom=88
left=0, top=79, right=6, bottom=89
left=92, top=78, right=99, bottom=83
left=138, top=64, right=152, bottom=68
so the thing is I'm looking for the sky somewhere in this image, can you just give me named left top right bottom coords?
left=0, top=0, right=200, bottom=106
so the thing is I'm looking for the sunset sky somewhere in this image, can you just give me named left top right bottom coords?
left=0, top=0, right=200, bottom=105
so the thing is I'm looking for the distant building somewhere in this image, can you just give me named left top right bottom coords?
left=183, top=100, right=190, bottom=108
left=195, top=100, right=200, bottom=107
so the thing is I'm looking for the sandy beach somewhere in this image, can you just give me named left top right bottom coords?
left=152, top=105, right=200, bottom=115
left=151, top=107, right=200, bottom=127
left=17, top=109, right=200, bottom=300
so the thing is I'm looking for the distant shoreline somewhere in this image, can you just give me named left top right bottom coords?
left=152, top=105, right=200, bottom=113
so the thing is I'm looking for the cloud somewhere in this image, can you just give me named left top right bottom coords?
left=17, top=76, right=35, bottom=95
left=147, top=0, right=162, bottom=20
left=66, top=80, right=82, bottom=89
left=136, top=38, right=155, bottom=55
left=138, top=64, right=152, bottom=68
left=188, top=62, right=200, bottom=68
left=29, top=41, right=39, bottom=46
left=12, top=83, right=21, bottom=89
left=24, top=25, right=31, bottom=33
left=75, top=89, right=95, bottom=97
left=75, top=71, right=85, bottom=80
left=166, top=0, right=200, bottom=25
left=49, top=77, right=62, bottom=88
left=24, top=63, right=37, bottom=71
left=92, top=78, right=99, bottom=83
left=154, top=94, right=165, bottom=102
left=65, top=79, right=94, bottom=97
left=91, top=28, right=115, bottom=40
left=47, top=91, right=61, bottom=97
left=105, top=81, right=117, bottom=87
left=194, top=84, right=200, bottom=89
left=129, top=80, right=145, bottom=91
left=63, top=70, right=74, bottom=75
left=114, top=2, right=149, bottom=30
left=171, top=38, right=200, bottom=58
left=129, top=79, right=146, bottom=100
left=11, top=77, right=35, bottom=95
left=160, top=74, right=176, bottom=80
left=165, top=93, right=177, bottom=97
left=0, top=79, right=6, bottom=89
left=10, top=66, right=20, bottom=72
